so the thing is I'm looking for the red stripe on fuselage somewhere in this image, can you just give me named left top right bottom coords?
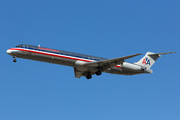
left=9, top=48, right=121, bottom=68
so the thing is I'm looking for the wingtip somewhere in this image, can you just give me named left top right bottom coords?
left=170, top=51, right=176, bottom=54
left=137, top=53, right=142, bottom=55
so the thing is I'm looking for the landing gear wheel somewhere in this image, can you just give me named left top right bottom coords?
left=96, top=70, right=102, bottom=76
left=13, top=59, right=17, bottom=62
left=86, top=74, right=92, bottom=79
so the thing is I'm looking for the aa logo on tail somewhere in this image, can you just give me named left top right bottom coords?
left=142, top=58, right=150, bottom=65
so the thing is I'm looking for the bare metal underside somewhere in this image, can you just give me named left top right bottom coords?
left=7, top=44, right=175, bottom=79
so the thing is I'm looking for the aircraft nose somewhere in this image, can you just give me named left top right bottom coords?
left=7, top=49, right=12, bottom=54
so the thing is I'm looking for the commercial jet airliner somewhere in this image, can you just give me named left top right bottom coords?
left=7, top=44, right=175, bottom=79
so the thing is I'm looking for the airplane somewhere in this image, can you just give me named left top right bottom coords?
left=7, top=44, right=175, bottom=79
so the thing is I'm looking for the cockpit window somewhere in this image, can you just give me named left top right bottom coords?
left=16, top=44, right=29, bottom=48
left=16, top=45, right=23, bottom=48
left=22, top=45, right=26, bottom=48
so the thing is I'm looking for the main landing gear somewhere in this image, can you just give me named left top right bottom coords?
left=13, top=56, right=17, bottom=62
left=86, top=74, right=92, bottom=79
left=86, top=70, right=102, bottom=79
left=95, top=70, right=102, bottom=76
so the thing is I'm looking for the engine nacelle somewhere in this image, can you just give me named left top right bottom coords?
left=123, top=62, right=142, bottom=71
left=75, top=60, right=87, bottom=66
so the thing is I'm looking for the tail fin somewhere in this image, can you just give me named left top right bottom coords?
left=135, top=52, right=175, bottom=69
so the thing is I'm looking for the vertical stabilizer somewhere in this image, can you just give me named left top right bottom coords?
left=135, top=52, right=160, bottom=69
left=135, top=51, right=175, bottom=69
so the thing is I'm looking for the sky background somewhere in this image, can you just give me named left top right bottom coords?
left=0, top=0, right=180, bottom=120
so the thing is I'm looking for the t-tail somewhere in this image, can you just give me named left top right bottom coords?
left=135, top=52, right=176, bottom=70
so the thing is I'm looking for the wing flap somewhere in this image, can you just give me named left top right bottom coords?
left=74, top=67, right=84, bottom=78
left=74, top=67, right=97, bottom=78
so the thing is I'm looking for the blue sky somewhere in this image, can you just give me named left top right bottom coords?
left=1, top=0, right=180, bottom=120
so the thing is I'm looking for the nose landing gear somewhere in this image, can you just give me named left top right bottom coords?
left=13, top=56, right=17, bottom=62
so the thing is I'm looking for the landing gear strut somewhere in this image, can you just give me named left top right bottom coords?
left=13, top=56, right=17, bottom=62
left=86, top=74, right=92, bottom=79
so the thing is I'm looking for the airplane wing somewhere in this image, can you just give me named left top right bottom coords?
left=83, top=53, right=142, bottom=71
left=73, top=53, right=141, bottom=78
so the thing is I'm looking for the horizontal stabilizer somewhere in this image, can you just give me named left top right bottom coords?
left=149, top=51, right=176, bottom=56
